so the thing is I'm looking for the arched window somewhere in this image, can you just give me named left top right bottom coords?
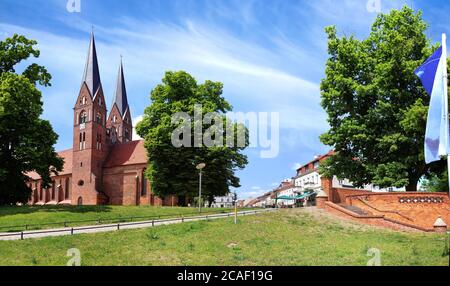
left=96, top=112, right=102, bottom=124
left=51, top=181, right=55, bottom=200
left=79, top=132, right=86, bottom=150
left=96, top=133, right=102, bottom=150
left=77, top=197, right=83, bottom=206
left=113, top=115, right=117, bottom=123
left=141, top=170, right=147, bottom=196
left=125, top=128, right=130, bottom=141
left=65, top=178, right=70, bottom=200
left=79, top=111, right=87, bottom=124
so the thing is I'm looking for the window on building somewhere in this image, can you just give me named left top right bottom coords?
left=65, top=178, right=70, bottom=200
left=98, top=97, right=102, bottom=106
left=96, top=112, right=102, bottom=124
left=51, top=181, right=55, bottom=201
left=96, top=134, right=102, bottom=150
left=79, top=111, right=87, bottom=124
left=113, top=115, right=117, bottom=123
left=125, top=128, right=130, bottom=141
left=79, top=132, right=86, bottom=150
left=141, top=173, right=147, bottom=196
left=80, top=97, right=87, bottom=105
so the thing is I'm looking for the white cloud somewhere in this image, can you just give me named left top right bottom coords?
left=0, top=18, right=328, bottom=150
left=132, top=115, right=144, bottom=141
left=292, top=163, right=302, bottom=171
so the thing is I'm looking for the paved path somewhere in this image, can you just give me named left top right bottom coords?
left=0, top=209, right=277, bottom=241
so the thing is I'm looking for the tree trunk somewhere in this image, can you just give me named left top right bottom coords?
left=405, top=178, right=419, bottom=192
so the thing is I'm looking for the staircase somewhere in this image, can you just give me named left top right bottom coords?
left=338, top=204, right=369, bottom=216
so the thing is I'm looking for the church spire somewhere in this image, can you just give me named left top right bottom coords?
left=112, top=57, right=129, bottom=117
left=82, top=31, right=102, bottom=97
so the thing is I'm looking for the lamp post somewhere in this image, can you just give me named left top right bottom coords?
left=233, top=191, right=238, bottom=224
left=196, top=163, right=206, bottom=213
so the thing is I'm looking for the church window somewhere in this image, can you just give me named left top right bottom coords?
left=79, top=132, right=86, bottom=150
left=141, top=170, right=147, bottom=196
left=125, top=128, right=130, bottom=141
left=113, top=115, right=117, bottom=123
left=51, top=181, right=55, bottom=200
left=98, top=97, right=102, bottom=106
left=65, top=178, right=70, bottom=200
left=80, top=111, right=87, bottom=124
left=96, top=112, right=102, bottom=124
left=96, top=134, right=102, bottom=150
left=81, top=97, right=87, bottom=105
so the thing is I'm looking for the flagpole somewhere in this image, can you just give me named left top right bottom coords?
left=442, top=33, right=450, bottom=194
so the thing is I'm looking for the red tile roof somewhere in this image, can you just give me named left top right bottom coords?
left=26, top=140, right=148, bottom=180
left=296, top=150, right=334, bottom=173
left=26, top=149, right=73, bottom=180
left=103, top=140, right=148, bottom=168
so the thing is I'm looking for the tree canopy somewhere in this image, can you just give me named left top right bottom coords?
left=136, top=71, right=248, bottom=204
left=0, top=34, right=63, bottom=205
left=319, top=6, right=448, bottom=192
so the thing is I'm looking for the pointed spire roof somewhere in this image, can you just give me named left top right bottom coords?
left=82, top=31, right=102, bottom=97
left=112, top=58, right=129, bottom=117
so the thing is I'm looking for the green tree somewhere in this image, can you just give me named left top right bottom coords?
left=0, top=34, right=63, bottom=205
left=421, top=170, right=448, bottom=193
left=136, top=71, right=248, bottom=204
left=319, top=6, right=448, bottom=192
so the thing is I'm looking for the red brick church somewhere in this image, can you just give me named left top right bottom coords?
left=27, top=33, right=181, bottom=206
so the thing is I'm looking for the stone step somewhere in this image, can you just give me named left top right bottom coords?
left=338, top=204, right=369, bottom=216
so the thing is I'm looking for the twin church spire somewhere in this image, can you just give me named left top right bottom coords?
left=79, top=32, right=132, bottom=143
left=82, top=32, right=102, bottom=97
left=112, top=59, right=129, bottom=118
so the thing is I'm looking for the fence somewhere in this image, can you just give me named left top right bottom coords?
left=0, top=208, right=256, bottom=232
left=0, top=209, right=276, bottom=241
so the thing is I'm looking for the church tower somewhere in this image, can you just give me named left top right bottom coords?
left=107, top=59, right=133, bottom=143
left=71, top=32, right=109, bottom=205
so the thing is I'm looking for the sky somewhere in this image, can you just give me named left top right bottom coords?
left=1, top=0, right=449, bottom=199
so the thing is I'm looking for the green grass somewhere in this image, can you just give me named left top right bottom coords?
left=0, top=205, right=242, bottom=231
left=0, top=208, right=448, bottom=266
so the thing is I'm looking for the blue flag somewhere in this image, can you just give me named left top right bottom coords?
left=415, top=42, right=448, bottom=164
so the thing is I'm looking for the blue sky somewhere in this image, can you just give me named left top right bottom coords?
left=1, top=0, right=449, bottom=199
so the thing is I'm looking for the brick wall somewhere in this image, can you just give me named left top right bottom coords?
left=320, top=176, right=450, bottom=231
left=346, top=192, right=450, bottom=230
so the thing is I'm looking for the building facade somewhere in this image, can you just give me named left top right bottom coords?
left=26, top=33, right=181, bottom=206
left=206, top=193, right=236, bottom=208
left=294, top=151, right=402, bottom=194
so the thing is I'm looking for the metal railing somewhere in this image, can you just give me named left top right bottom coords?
left=0, top=209, right=276, bottom=241
left=0, top=208, right=259, bottom=232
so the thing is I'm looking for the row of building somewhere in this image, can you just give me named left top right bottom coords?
left=244, top=151, right=403, bottom=208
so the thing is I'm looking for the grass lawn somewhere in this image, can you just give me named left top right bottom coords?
left=0, top=208, right=448, bottom=266
left=0, top=205, right=242, bottom=232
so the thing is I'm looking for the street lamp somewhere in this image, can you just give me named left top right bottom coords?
left=196, top=163, right=206, bottom=213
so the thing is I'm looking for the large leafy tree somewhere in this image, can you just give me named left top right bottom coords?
left=319, top=6, right=448, bottom=192
left=136, top=71, right=248, bottom=204
left=0, top=34, right=63, bottom=205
